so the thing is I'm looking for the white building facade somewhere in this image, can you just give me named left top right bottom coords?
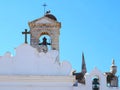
left=0, top=11, right=119, bottom=90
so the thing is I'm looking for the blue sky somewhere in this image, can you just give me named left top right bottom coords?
left=0, top=0, right=120, bottom=80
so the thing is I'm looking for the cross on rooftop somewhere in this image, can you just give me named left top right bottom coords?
left=22, top=29, right=30, bottom=44
left=43, top=3, right=47, bottom=15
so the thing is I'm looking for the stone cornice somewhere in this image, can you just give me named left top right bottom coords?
left=29, top=22, right=61, bottom=29
left=0, top=75, right=75, bottom=83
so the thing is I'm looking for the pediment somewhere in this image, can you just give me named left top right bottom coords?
left=30, top=17, right=57, bottom=24
left=89, top=67, right=104, bottom=77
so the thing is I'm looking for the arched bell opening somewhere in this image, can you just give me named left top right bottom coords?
left=39, top=34, right=52, bottom=51
left=92, top=76, right=100, bottom=90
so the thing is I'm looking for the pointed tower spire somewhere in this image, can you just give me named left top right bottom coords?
left=110, top=59, right=117, bottom=75
left=81, top=52, right=87, bottom=74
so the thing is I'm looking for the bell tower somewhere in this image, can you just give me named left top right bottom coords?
left=28, top=12, right=61, bottom=52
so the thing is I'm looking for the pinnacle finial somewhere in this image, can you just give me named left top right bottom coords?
left=112, top=59, right=115, bottom=66
left=81, top=52, right=87, bottom=74
left=110, top=59, right=117, bottom=75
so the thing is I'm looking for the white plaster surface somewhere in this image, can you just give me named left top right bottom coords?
left=0, top=43, right=72, bottom=75
left=0, top=44, right=119, bottom=90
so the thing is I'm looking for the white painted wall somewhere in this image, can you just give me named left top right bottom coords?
left=0, top=44, right=119, bottom=90
left=0, top=44, right=72, bottom=75
left=0, top=76, right=75, bottom=90
left=0, top=75, right=119, bottom=90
